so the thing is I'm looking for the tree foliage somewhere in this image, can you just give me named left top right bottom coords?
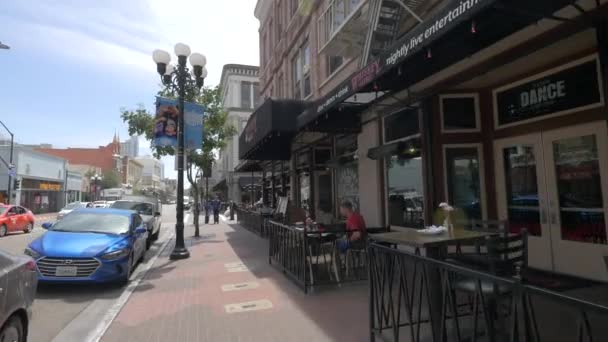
left=120, top=85, right=235, bottom=236
left=101, top=169, right=121, bottom=189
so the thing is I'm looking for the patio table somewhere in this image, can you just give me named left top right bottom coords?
left=370, top=229, right=495, bottom=341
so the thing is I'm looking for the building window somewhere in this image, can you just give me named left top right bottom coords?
left=327, top=55, right=344, bottom=77
left=241, top=81, right=252, bottom=108
left=277, top=73, right=284, bottom=98
left=292, top=40, right=311, bottom=99
left=386, top=154, right=425, bottom=229
left=261, top=33, right=267, bottom=67
left=440, top=94, right=480, bottom=133
left=277, top=1, right=283, bottom=39
left=253, top=82, right=261, bottom=107
left=444, top=146, right=484, bottom=220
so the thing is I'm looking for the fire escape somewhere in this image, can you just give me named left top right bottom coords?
left=317, top=0, right=446, bottom=66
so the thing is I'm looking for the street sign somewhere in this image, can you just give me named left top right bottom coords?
left=8, top=168, right=16, bottom=177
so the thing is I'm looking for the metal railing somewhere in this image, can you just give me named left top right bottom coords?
left=318, top=0, right=366, bottom=53
left=268, top=220, right=371, bottom=293
left=268, top=220, right=309, bottom=291
left=235, top=208, right=266, bottom=237
left=368, top=242, right=608, bottom=342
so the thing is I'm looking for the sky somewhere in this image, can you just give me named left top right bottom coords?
left=0, top=0, right=260, bottom=178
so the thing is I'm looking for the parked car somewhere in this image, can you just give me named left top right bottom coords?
left=0, top=205, right=35, bottom=237
left=111, top=198, right=161, bottom=248
left=0, top=250, right=38, bottom=342
left=57, top=202, right=92, bottom=220
left=92, top=201, right=108, bottom=208
left=25, top=208, right=148, bottom=284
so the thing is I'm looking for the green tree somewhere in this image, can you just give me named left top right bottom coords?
left=120, top=85, right=235, bottom=237
left=101, top=169, right=121, bottom=189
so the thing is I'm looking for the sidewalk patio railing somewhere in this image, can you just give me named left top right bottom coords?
left=267, top=220, right=368, bottom=293
left=235, top=208, right=266, bottom=237
left=368, top=242, right=608, bottom=342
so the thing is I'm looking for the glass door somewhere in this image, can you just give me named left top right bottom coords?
left=542, top=122, right=608, bottom=281
left=495, top=134, right=554, bottom=272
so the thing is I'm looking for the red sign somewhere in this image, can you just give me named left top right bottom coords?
left=351, top=60, right=380, bottom=92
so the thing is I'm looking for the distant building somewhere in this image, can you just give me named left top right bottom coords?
left=134, top=156, right=164, bottom=189
left=36, top=134, right=122, bottom=173
left=0, top=145, right=67, bottom=212
left=122, top=158, right=143, bottom=188
left=214, top=64, right=261, bottom=202
left=120, top=136, right=139, bottom=158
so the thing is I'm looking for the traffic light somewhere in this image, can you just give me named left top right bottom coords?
left=13, top=179, right=20, bottom=190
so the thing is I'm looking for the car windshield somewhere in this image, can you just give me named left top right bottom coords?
left=50, top=212, right=130, bottom=235
left=111, top=201, right=154, bottom=215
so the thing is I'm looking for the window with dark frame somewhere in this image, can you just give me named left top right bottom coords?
left=240, top=81, right=252, bottom=109
left=441, top=95, right=479, bottom=131
left=253, top=83, right=261, bottom=107
left=445, top=147, right=483, bottom=220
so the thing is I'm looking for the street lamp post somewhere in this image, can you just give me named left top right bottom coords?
left=0, top=121, right=14, bottom=204
left=90, top=174, right=102, bottom=201
left=152, top=43, right=207, bottom=260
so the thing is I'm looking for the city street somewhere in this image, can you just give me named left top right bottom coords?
left=0, top=205, right=179, bottom=342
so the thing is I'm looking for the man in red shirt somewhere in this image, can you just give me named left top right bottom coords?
left=337, top=200, right=366, bottom=252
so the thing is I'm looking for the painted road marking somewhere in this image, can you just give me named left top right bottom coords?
left=225, top=299, right=273, bottom=314
left=227, top=265, right=249, bottom=273
left=224, top=262, right=245, bottom=268
left=221, top=281, right=260, bottom=292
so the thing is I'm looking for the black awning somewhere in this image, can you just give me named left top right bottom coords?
left=367, top=136, right=421, bottom=160
left=239, top=176, right=262, bottom=189
left=239, top=98, right=309, bottom=161
left=234, top=160, right=263, bottom=172
left=298, top=0, right=577, bottom=129
left=212, top=179, right=227, bottom=192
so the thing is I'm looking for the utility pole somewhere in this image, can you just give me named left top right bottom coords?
left=0, top=121, right=14, bottom=204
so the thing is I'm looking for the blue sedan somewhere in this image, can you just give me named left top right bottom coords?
left=24, top=208, right=148, bottom=285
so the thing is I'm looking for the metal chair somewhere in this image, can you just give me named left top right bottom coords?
left=451, top=219, right=509, bottom=268
left=453, top=229, right=529, bottom=340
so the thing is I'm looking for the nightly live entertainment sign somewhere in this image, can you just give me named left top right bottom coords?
left=494, top=56, right=603, bottom=128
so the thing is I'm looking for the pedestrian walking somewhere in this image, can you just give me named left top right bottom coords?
left=211, top=195, right=221, bottom=224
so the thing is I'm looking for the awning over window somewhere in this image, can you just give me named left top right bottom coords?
left=367, top=136, right=421, bottom=160
left=212, top=179, right=227, bottom=192
left=238, top=176, right=262, bottom=189
left=298, top=0, right=576, bottom=130
left=234, top=160, right=263, bottom=172
left=239, top=98, right=309, bottom=161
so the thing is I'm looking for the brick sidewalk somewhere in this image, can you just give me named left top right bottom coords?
left=101, top=218, right=369, bottom=342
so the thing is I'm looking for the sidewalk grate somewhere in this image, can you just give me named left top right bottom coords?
left=224, top=299, right=273, bottom=314
left=221, top=281, right=260, bottom=292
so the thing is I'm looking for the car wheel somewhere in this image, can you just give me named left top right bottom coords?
left=145, top=236, right=152, bottom=250
left=119, top=253, right=134, bottom=286
left=0, top=225, right=7, bottom=238
left=151, top=228, right=160, bottom=241
left=0, top=315, right=24, bottom=342
left=23, top=222, right=33, bottom=234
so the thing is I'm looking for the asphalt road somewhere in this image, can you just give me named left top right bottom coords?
left=0, top=205, right=179, bottom=342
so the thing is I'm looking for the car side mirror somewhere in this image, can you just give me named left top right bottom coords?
left=41, top=222, right=53, bottom=229
left=135, top=226, right=147, bottom=234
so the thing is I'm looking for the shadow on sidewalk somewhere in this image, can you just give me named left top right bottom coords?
left=222, top=222, right=369, bottom=342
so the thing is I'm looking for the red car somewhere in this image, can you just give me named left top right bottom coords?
left=0, top=205, right=35, bottom=237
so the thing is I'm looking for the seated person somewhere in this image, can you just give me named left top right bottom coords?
left=336, top=200, right=366, bottom=252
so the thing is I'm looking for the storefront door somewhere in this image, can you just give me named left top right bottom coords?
left=495, top=122, right=608, bottom=281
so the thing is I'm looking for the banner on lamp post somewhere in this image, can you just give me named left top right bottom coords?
left=184, top=101, right=205, bottom=149
left=154, top=97, right=205, bottom=149
left=153, top=97, right=178, bottom=147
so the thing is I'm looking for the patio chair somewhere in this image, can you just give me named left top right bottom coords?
left=450, top=219, right=509, bottom=268
left=453, top=229, right=529, bottom=340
